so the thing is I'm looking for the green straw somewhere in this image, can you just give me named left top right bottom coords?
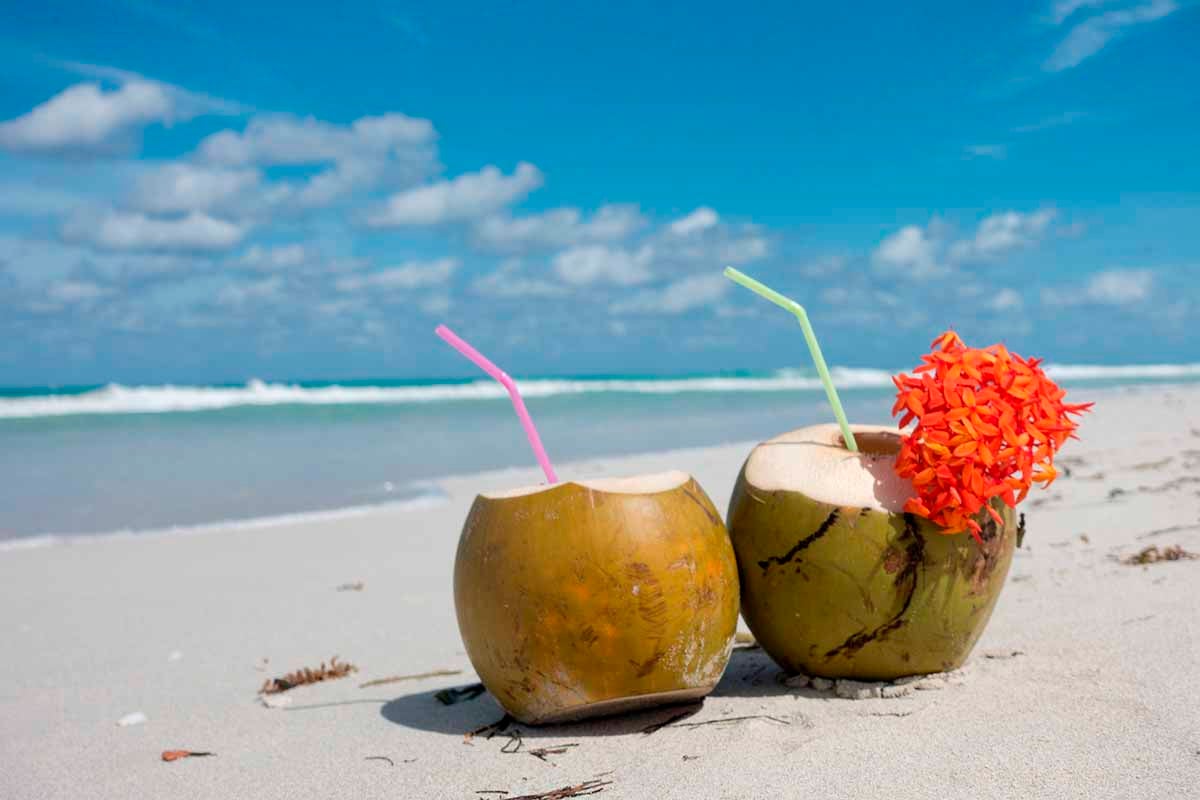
left=723, top=267, right=859, bottom=452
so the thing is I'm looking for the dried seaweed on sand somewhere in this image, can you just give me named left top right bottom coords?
left=504, top=779, right=612, bottom=799
left=259, top=656, right=357, bottom=694
left=1121, top=545, right=1199, bottom=565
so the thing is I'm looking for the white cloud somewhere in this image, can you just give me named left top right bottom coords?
left=0, top=82, right=172, bottom=155
left=0, top=182, right=85, bottom=217
left=0, top=74, right=239, bottom=157
left=656, top=223, right=769, bottom=268
left=236, top=244, right=308, bottom=270
left=552, top=244, right=654, bottom=286
left=799, top=255, right=847, bottom=278
left=950, top=209, right=1057, bottom=261
left=1081, top=268, right=1155, bottom=304
left=217, top=276, right=283, bottom=308
left=196, top=112, right=437, bottom=209
left=965, top=144, right=1007, bottom=159
left=1045, top=0, right=1179, bottom=72
left=1041, top=268, right=1155, bottom=306
left=473, top=204, right=644, bottom=252
left=873, top=225, right=944, bottom=278
left=1049, top=0, right=1121, bottom=24
left=335, top=257, right=459, bottom=292
left=367, top=163, right=543, bottom=227
left=420, top=294, right=452, bottom=316
left=130, top=163, right=261, bottom=214
left=1013, top=111, right=1088, bottom=133
left=48, top=280, right=111, bottom=304
left=874, top=209, right=1058, bottom=279
left=989, top=288, right=1025, bottom=311
left=611, top=273, right=729, bottom=315
left=63, top=210, right=247, bottom=252
left=669, top=207, right=719, bottom=236
left=716, top=235, right=769, bottom=265
left=819, top=286, right=851, bottom=305
left=471, top=259, right=568, bottom=298
left=198, top=113, right=433, bottom=166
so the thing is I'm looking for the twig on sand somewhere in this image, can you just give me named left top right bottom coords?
left=336, top=582, right=365, bottom=592
left=526, top=743, right=580, bottom=763
left=1137, top=523, right=1200, bottom=540
left=640, top=703, right=702, bottom=735
left=476, top=792, right=510, bottom=796
left=1120, top=545, right=1199, bottom=565
left=161, top=750, right=215, bottom=762
left=981, top=649, right=1024, bottom=660
left=359, top=669, right=462, bottom=688
left=504, top=779, right=613, bottom=799
left=500, top=730, right=524, bottom=754
left=364, top=756, right=394, bottom=766
left=437, top=682, right=487, bottom=705
left=259, top=656, right=357, bottom=695
left=465, top=713, right=515, bottom=744
left=673, top=714, right=791, bottom=729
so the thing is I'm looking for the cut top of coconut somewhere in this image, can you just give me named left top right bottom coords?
left=481, top=470, right=691, bottom=499
left=743, top=424, right=915, bottom=514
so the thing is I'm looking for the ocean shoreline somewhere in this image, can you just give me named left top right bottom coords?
left=2, top=364, right=1199, bottom=419
left=3, top=381, right=1193, bottom=548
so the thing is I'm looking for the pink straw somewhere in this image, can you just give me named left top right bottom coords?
left=435, top=324, right=558, bottom=484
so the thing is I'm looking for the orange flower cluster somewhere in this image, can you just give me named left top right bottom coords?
left=892, top=331, right=1092, bottom=539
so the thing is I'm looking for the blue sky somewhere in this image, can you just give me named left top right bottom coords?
left=1, top=0, right=1197, bottom=385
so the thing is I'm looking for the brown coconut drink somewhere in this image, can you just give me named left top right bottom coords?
left=455, top=471, right=739, bottom=724
left=435, top=324, right=739, bottom=724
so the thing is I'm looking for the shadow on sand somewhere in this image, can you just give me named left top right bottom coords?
left=379, top=646, right=811, bottom=737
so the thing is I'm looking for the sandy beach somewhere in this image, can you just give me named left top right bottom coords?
left=2, top=383, right=1198, bottom=800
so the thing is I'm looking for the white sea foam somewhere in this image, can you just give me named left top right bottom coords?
left=0, top=371, right=891, bottom=419
left=0, top=364, right=1196, bottom=420
left=1042, top=363, right=1200, bottom=380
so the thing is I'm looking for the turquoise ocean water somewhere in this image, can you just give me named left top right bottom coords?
left=2, top=364, right=1198, bottom=543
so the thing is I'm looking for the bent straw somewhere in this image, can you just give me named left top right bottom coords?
left=723, top=267, right=859, bottom=452
left=435, top=324, right=559, bottom=483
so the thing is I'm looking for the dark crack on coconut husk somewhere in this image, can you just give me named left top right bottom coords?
left=758, top=509, right=840, bottom=573
left=825, top=514, right=924, bottom=659
left=968, top=507, right=1008, bottom=596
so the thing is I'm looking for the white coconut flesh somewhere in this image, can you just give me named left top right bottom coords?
left=482, top=469, right=691, bottom=500
left=743, top=424, right=915, bottom=514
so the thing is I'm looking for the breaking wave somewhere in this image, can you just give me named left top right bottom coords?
left=1, top=363, right=1197, bottom=419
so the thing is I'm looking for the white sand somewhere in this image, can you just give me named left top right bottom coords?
left=2, top=385, right=1198, bottom=799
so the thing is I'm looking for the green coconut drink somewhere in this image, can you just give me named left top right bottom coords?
left=719, top=270, right=1088, bottom=683
left=727, top=423, right=1018, bottom=680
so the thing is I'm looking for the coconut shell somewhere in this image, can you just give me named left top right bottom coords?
left=454, top=472, right=739, bottom=724
left=727, top=425, right=1018, bottom=680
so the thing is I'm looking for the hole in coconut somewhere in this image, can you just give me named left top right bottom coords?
left=839, top=430, right=902, bottom=457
